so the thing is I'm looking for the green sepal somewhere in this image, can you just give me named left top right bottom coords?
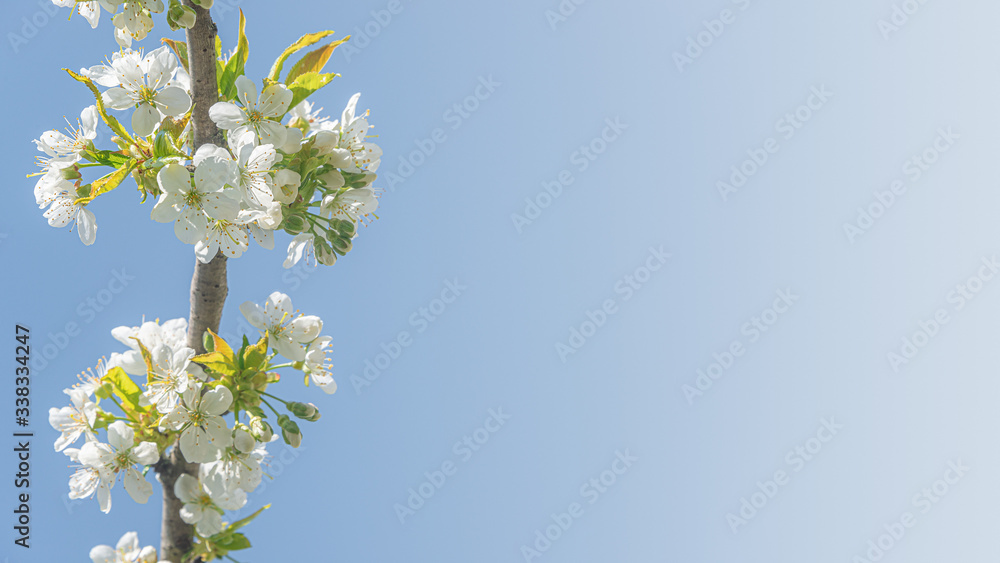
left=91, top=409, right=116, bottom=431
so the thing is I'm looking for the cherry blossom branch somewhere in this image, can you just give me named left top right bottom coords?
left=160, top=3, right=225, bottom=562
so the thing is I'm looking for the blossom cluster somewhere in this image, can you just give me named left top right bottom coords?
left=52, top=0, right=214, bottom=45
left=31, top=38, right=381, bottom=269
left=50, top=292, right=333, bottom=555
left=89, top=530, right=163, bottom=563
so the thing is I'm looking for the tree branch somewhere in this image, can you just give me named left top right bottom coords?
left=159, top=4, right=226, bottom=562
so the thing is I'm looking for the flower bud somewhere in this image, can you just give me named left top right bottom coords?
left=287, top=401, right=321, bottom=422
left=273, top=169, right=301, bottom=204
left=313, top=238, right=338, bottom=266
left=233, top=427, right=256, bottom=453
left=282, top=215, right=306, bottom=234
left=283, top=427, right=302, bottom=448
left=337, top=219, right=356, bottom=236
left=350, top=172, right=377, bottom=189
left=277, top=414, right=302, bottom=448
left=249, top=416, right=273, bottom=442
left=319, top=169, right=345, bottom=189
left=167, top=0, right=197, bottom=29
left=61, top=166, right=82, bottom=181
left=330, top=236, right=352, bottom=255
left=313, top=130, right=338, bottom=154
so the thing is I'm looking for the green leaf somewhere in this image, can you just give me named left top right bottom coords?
left=287, top=71, right=339, bottom=112
left=227, top=504, right=269, bottom=533
left=267, top=30, right=335, bottom=83
left=192, top=353, right=238, bottom=377
left=192, top=329, right=238, bottom=377
left=85, top=150, right=131, bottom=168
left=162, top=38, right=189, bottom=71
left=218, top=9, right=249, bottom=101
left=284, top=36, right=349, bottom=85
left=64, top=69, right=134, bottom=143
left=215, top=532, right=251, bottom=551
left=243, top=334, right=269, bottom=370
left=101, top=366, right=143, bottom=410
left=208, top=328, right=234, bottom=357
left=86, top=160, right=137, bottom=201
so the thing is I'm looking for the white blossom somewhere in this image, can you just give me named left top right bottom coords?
left=303, top=335, right=337, bottom=394
left=78, top=421, right=159, bottom=513
left=209, top=76, right=292, bottom=146
left=49, top=388, right=97, bottom=451
left=239, top=292, right=322, bottom=361
left=174, top=474, right=246, bottom=536
left=152, top=163, right=240, bottom=245
left=89, top=530, right=159, bottom=563
left=162, top=384, right=233, bottom=463
left=141, top=344, right=196, bottom=414
left=102, top=46, right=191, bottom=136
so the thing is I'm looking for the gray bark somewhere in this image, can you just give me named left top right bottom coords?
left=158, top=3, right=226, bottom=562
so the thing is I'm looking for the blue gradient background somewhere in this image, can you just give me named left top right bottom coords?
left=2, top=0, right=999, bottom=561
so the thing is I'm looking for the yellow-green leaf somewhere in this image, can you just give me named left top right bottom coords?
left=132, top=337, right=155, bottom=381
left=64, top=69, right=134, bottom=143
left=228, top=504, right=269, bottom=532
left=84, top=159, right=137, bottom=202
left=192, top=329, right=238, bottom=377
left=284, top=36, right=349, bottom=85
left=219, top=9, right=249, bottom=101
left=191, top=352, right=238, bottom=378
left=102, top=366, right=143, bottom=410
left=207, top=328, right=234, bottom=357
left=162, top=38, right=189, bottom=71
left=287, top=71, right=339, bottom=112
left=215, top=533, right=251, bottom=551
left=242, top=334, right=269, bottom=370
left=84, top=149, right=130, bottom=168
left=267, top=30, right=335, bottom=83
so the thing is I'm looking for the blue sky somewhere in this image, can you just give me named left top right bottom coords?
left=4, top=0, right=1000, bottom=562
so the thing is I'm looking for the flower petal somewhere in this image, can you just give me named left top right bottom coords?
left=131, top=103, right=161, bottom=137
left=201, top=386, right=233, bottom=416
left=154, top=86, right=192, bottom=117
left=173, top=474, right=201, bottom=503
left=209, top=102, right=245, bottom=130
